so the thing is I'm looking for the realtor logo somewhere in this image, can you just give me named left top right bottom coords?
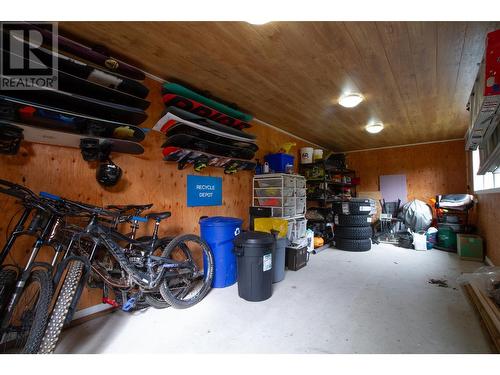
left=0, top=22, right=58, bottom=90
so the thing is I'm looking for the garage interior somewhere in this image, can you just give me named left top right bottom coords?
left=1, top=20, right=500, bottom=355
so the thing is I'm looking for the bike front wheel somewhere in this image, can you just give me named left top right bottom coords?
left=38, top=260, right=84, bottom=354
left=159, top=234, right=214, bottom=309
left=2, top=269, right=53, bottom=353
left=0, top=268, right=17, bottom=317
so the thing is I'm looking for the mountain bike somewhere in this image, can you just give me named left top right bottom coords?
left=0, top=180, right=77, bottom=353
left=37, top=193, right=214, bottom=353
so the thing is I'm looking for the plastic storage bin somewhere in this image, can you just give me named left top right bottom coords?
left=295, top=218, right=307, bottom=239
left=264, top=153, right=295, bottom=173
left=233, top=231, right=275, bottom=301
left=457, top=234, right=483, bottom=261
left=296, top=188, right=307, bottom=197
left=272, top=207, right=295, bottom=218
left=253, top=197, right=295, bottom=207
left=296, top=197, right=306, bottom=215
left=254, top=178, right=282, bottom=188
left=254, top=187, right=294, bottom=197
left=199, top=216, right=243, bottom=288
left=286, top=220, right=295, bottom=242
left=253, top=218, right=289, bottom=238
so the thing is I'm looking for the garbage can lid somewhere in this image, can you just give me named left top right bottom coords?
left=199, top=216, right=243, bottom=227
left=234, top=231, right=275, bottom=247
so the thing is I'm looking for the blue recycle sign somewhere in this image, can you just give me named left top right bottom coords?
left=186, top=175, right=222, bottom=207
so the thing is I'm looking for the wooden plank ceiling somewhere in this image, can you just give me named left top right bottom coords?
left=60, top=21, right=500, bottom=151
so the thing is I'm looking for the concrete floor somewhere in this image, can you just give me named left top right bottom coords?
left=56, top=243, right=491, bottom=354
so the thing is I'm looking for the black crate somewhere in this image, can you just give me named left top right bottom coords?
left=285, top=246, right=308, bottom=271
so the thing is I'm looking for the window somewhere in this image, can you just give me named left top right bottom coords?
left=472, top=148, right=500, bottom=193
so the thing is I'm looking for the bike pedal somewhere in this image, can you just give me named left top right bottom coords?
left=122, top=297, right=136, bottom=312
left=102, top=297, right=120, bottom=308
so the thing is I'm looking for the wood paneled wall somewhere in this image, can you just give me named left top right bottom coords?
left=475, top=193, right=500, bottom=265
left=465, top=151, right=500, bottom=266
left=0, top=78, right=316, bottom=310
left=346, top=140, right=468, bottom=203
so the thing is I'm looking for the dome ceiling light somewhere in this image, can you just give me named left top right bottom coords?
left=365, top=122, right=384, bottom=134
left=338, top=93, right=364, bottom=108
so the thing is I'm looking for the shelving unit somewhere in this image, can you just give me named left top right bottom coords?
left=252, top=173, right=307, bottom=244
left=299, top=159, right=359, bottom=249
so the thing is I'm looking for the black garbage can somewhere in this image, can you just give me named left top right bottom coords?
left=233, top=231, right=275, bottom=302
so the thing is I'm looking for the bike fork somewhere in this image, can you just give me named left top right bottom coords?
left=0, top=216, right=55, bottom=331
left=0, top=208, right=31, bottom=266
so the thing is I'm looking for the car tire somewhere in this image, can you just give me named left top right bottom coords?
left=332, top=200, right=373, bottom=215
left=333, top=237, right=372, bottom=252
left=334, top=214, right=372, bottom=227
left=334, top=226, right=373, bottom=240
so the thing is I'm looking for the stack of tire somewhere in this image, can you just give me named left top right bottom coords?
left=332, top=198, right=373, bottom=252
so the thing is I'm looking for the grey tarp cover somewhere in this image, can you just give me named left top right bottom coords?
left=399, top=199, right=433, bottom=232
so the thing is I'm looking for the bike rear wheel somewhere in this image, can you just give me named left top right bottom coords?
left=2, top=269, right=52, bottom=353
left=159, top=234, right=214, bottom=309
left=38, top=260, right=84, bottom=354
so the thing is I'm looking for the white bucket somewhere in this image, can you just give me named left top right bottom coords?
left=413, top=232, right=427, bottom=251
left=313, top=149, right=323, bottom=161
left=300, top=147, right=314, bottom=164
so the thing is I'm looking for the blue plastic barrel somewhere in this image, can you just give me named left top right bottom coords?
left=200, top=216, right=243, bottom=288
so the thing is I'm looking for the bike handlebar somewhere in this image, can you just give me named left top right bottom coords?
left=1, top=179, right=148, bottom=221
left=0, top=178, right=38, bottom=200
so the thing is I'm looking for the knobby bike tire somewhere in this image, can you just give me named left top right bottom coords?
left=5, top=270, right=53, bottom=353
left=0, top=269, right=17, bottom=316
left=159, top=234, right=214, bottom=309
left=38, top=261, right=84, bottom=354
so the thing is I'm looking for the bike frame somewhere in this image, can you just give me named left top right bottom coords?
left=77, top=215, right=194, bottom=291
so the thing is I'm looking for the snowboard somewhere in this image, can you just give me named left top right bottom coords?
left=162, top=94, right=252, bottom=130
left=164, top=106, right=256, bottom=140
left=0, top=120, right=144, bottom=155
left=153, top=112, right=258, bottom=151
left=162, top=83, right=253, bottom=122
left=1, top=48, right=150, bottom=110
left=162, top=146, right=256, bottom=174
left=29, top=43, right=148, bottom=98
left=15, top=23, right=145, bottom=80
left=0, top=96, right=146, bottom=142
left=162, top=133, right=255, bottom=160
left=1, top=84, right=148, bottom=125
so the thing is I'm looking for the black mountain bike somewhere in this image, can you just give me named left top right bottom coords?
left=37, top=193, right=214, bottom=353
left=0, top=180, right=76, bottom=353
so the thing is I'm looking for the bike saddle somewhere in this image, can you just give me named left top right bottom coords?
left=106, top=203, right=153, bottom=212
left=145, top=211, right=171, bottom=221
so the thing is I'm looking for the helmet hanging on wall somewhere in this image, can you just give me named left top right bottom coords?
left=96, top=159, right=122, bottom=187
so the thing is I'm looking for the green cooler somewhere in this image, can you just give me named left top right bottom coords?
left=437, top=226, right=457, bottom=250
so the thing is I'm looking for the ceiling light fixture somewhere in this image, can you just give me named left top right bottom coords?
left=365, top=122, right=384, bottom=134
left=246, top=20, right=270, bottom=25
left=338, top=93, right=364, bottom=108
